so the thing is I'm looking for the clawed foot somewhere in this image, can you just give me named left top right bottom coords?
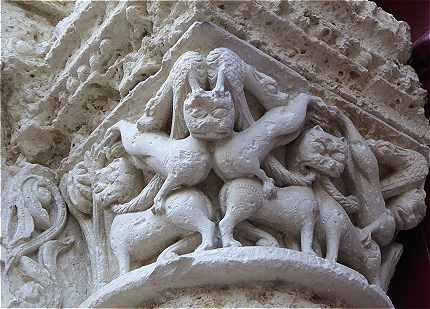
left=263, top=179, right=277, bottom=200
left=302, top=170, right=317, bottom=186
left=157, top=251, right=178, bottom=262
left=222, top=238, right=242, bottom=248
left=151, top=198, right=166, bottom=215
left=256, top=238, right=280, bottom=247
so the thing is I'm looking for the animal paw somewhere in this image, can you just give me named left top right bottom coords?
left=151, top=198, right=166, bottom=215
left=157, top=251, right=178, bottom=262
left=263, top=179, right=277, bottom=200
left=222, top=238, right=242, bottom=248
left=256, top=238, right=279, bottom=247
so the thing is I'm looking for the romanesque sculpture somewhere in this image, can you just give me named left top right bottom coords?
left=3, top=164, right=69, bottom=273
left=2, top=164, right=73, bottom=307
left=3, top=2, right=429, bottom=306
left=111, top=188, right=216, bottom=274
left=7, top=238, right=74, bottom=308
left=72, top=46, right=428, bottom=291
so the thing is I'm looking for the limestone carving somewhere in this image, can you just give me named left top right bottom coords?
left=215, top=94, right=325, bottom=246
left=7, top=238, right=74, bottom=308
left=3, top=3, right=430, bottom=306
left=1, top=164, right=73, bottom=308
left=73, top=46, right=428, bottom=291
left=111, top=188, right=216, bottom=275
left=368, top=139, right=428, bottom=230
left=137, top=51, right=208, bottom=138
left=219, top=178, right=318, bottom=253
left=60, top=144, right=144, bottom=289
left=3, top=164, right=68, bottom=273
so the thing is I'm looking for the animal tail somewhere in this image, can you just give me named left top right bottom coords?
left=113, top=175, right=164, bottom=214
left=199, top=192, right=215, bottom=221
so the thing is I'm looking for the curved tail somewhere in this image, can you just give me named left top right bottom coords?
left=218, top=181, right=231, bottom=217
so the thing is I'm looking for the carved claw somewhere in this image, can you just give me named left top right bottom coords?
left=256, top=238, right=280, bottom=247
left=309, top=95, right=326, bottom=107
left=157, top=251, right=178, bottom=262
left=151, top=198, right=166, bottom=216
left=262, top=179, right=277, bottom=200
left=222, top=238, right=242, bottom=248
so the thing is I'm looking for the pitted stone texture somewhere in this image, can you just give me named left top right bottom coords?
left=147, top=285, right=337, bottom=308
left=2, top=1, right=429, bottom=308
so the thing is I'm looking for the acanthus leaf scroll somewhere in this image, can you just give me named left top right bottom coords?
left=2, top=164, right=74, bottom=308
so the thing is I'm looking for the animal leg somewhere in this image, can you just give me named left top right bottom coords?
left=152, top=174, right=179, bottom=215
left=363, top=240, right=382, bottom=287
left=157, top=233, right=202, bottom=262
left=301, top=219, right=316, bottom=255
left=220, top=199, right=262, bottom=248
left=115, top=248, right=130, bottom=276
left=195, top=220, right=217, bottom=251
left=379, top=242, right=403, bottom=291
left=219, top=215, right=243, bottom=248
left=325, top=227, right=341, bottom=262
left=219, top=180, right=262, bottom=247
left=236, top=221, right=279, bottom=247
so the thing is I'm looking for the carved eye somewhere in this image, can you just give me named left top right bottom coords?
left=190, top=109, right=208, bottom=118
left=212, top=108, right=229, bottom=119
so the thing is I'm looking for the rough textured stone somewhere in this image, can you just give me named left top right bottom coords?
left=1, top=1, right=428, bottom=308
left=147, top=285, right=338, bottom=308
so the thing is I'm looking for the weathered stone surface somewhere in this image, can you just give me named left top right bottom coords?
left=147, top=285, right=337, bottom=308
left=1, top=1, right=428, bottom=308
